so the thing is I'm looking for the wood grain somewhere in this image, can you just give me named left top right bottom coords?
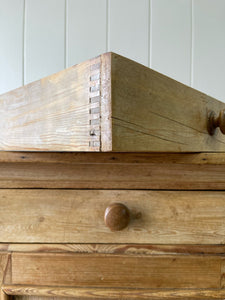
left=4, top=286, right=225, bottom=299
left=219, top=258, right=225, bottom=288
left=1, top=244, right=225, bottom=255
left=0, top=290, right=10, bottom=300
left=111, top=53, right=225, bottom=152
left=1, top=189, right=225, bottom=243
left=0, top=55, right=101, bottom=151
left=1, top=152, right=225, bottom=189
left=0, top=254, right=9, bottom=285
left=1, top=151, right=225, bottom=164
left=100, top=52, right=112, bottom=151
left=10, top=253, right=220, bottom=288
left=1, top=52, right=225, bottom=152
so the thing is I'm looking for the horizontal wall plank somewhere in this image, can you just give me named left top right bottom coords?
left=4, top=286, right=225, bottom=300
left=10, top=253, right=220, bottom=289
left=1, top=190, right=225, bottom=243
left=0, top=153, right=225, bottom=189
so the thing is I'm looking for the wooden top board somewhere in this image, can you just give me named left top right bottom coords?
left=1, top=52, right=225, bottom=152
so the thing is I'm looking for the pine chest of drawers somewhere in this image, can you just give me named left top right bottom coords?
left=1, top=53, right=225, bottom=299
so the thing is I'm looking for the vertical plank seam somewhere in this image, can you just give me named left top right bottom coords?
left=22, top=0, right=26, bottom=86
left=148, top=0, right=151, bottom=68
left=149, top=0, right=153, bottom=68
left=23, top=0, right=27, bottom=85
left=107, top=0, right=110, bottom=52
left=64, top=0, right=68, bottom=68
left=106, top=0, right=109, bottom=52
left=190, top=0, right=194, bottom=87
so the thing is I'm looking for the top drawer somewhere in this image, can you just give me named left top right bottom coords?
left=0, top=52, right=225, bottom=152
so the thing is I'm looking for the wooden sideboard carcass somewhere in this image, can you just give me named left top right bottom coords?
left=1, top=53, right=225, bottom=299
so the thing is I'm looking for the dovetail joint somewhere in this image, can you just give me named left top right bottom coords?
left=89, top=63, right=101, bottom=150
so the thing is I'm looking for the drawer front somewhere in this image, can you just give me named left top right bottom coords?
left=1, top=252, right=225, bottom=299
left=0, top=189, right=225, bottom=244
left=6, top=253, right=220, bottom=289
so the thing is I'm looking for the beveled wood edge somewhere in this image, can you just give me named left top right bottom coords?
left=1, top=152, right=225, bottom=164
left=2, top=285, right=225, bottom=299
left=1, top=244, right=225, bottom=255
left=100, top=52, right=112, bottom=152
left=0, top=289, right=10, bottom=300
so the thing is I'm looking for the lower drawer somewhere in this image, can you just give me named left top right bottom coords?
left=3, top=253, right=222, bottom=289
left=1, top=251, right=225, bottom=299
left=0, top=189, right=225, bottom=244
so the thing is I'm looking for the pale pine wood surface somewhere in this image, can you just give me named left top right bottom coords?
left=8, top=253, right=220, bottom=289
left=1, top=244, right=225, bottom=255
left=0, top=56, right=101, bottom=151
left=100, top=53, right=112, bottom=151
left=1, top=152, right=225, bottom=189
left=1, top=190, right=225, bottom=243
left=219, top=258, right=225, bottom=289
left=6, top=287, right=225, bottom=300
left=0, top=254, right=9, bottom=285
left=1, top=252, right=225, bottom=299
left=0, top=290, right=9, bottom=300
left=111, top=53, right=225, bottom=152
left=1, top=53, right=225, bottom=152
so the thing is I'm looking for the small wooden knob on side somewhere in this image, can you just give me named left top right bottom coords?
left=104, top=203, right=130, bottom=231
left=208, top=109, right=225, bottom=135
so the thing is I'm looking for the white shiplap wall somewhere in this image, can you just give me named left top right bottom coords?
left=0, top=0, right=225, bottom=102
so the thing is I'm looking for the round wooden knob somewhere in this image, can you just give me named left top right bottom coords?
left=208, top=110, right=225, bottom=135
left=104, top=203, right=130, bottom=231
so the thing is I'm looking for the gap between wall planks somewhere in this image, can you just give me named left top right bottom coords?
left=1, top=152, right=225, bottom=189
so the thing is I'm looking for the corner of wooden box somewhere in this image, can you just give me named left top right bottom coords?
left=100, top=53, right=112, bottom=152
